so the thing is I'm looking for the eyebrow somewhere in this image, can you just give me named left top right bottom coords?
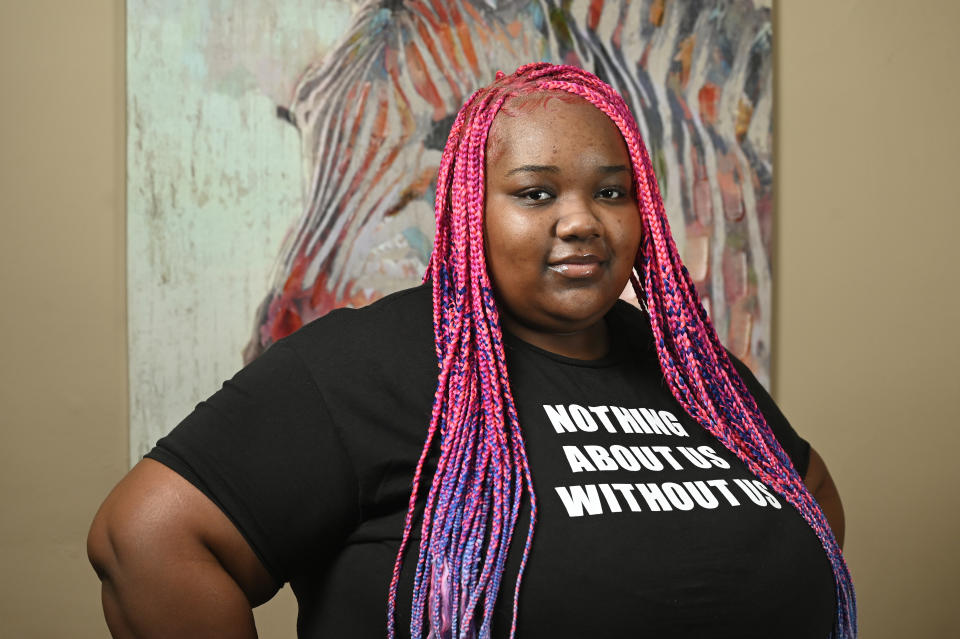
left=505, top=164, right=560, bottom=177
left=504, top=164, right=630, bottom=177
left=599, top=164, right=630, bottom=174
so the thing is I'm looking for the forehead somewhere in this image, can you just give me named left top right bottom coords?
left=486, top=93, right=629, bottom=168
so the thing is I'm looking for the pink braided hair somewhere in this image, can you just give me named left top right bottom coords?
left=387, top=63, right=856, bottom=639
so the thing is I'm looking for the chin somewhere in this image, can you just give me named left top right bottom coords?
left=541, top=295, right=617, bottom=329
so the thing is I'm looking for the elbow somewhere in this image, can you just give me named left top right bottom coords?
left=87, top=502, right=141, bottom=638
left=87, top=503, right=121, bottom=585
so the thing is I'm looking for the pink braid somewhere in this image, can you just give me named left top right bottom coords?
left=388, top=63, right=856, bottom=639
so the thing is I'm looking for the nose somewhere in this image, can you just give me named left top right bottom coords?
left=555, top=197, right=602, bottom=241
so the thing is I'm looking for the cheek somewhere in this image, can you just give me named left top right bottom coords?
left=485, top=203, right=544, bottom=268
left=615, top=211, right=642, bottom=256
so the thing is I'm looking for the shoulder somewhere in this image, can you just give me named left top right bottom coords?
left=276, top=283, right=436, bottom=386
left=293, top=282, right=431, bottom=332
left=280, top=284, right=433, bottom=353
left=724, top=351, right=811, bottom=476
left=604, top=300, right=811, bottom=474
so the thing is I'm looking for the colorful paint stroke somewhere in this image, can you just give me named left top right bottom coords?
left=245, top=0, right=773, bottom=384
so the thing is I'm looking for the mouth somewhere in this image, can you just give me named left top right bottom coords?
left=547, top=254, right=607, bottom=279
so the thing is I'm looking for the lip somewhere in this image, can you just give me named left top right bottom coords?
left=547, top=253, right=607, bottom=279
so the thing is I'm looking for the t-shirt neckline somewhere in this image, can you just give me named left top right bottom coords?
left=501, top=319, right=632, bottom=369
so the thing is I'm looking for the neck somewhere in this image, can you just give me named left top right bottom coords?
left=500, top=315, right=610, bottom=360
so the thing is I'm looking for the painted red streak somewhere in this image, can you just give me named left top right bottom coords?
left=612, top=18, right=624, bottom=49
left=267, top=300, right=302, bottom=342
left=405, top=41, right=445, bottom=120
left=447, top=2, right=480, bottom=75
left=588, top=0, right=604, bottom=31
left=338, top=83, right=370, bottom=175
left=411, top=11, right=462, bottom=103
left=639, top=42, right=651, bottom=68
left=698, top=83, right=720, bottom=124
left=384, top=48, right=415, bottom=136
left=492, top=23, right=518, bottom=58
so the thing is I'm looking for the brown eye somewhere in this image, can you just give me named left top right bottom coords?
left=598, top=187, right=626, bottom=200
left=519, top=188, right=553, bottom=202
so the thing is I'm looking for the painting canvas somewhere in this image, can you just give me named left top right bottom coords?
left=128, top=0, right=774, bottom=463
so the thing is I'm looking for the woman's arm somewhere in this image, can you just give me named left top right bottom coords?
left=87, top=459, right=279, bottom=638
left=803, top=447, right=846, bottom=549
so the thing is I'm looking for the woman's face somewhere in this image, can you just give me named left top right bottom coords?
left=483, top=94, right=641, bottom=354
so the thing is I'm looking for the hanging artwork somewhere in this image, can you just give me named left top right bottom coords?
left=128, top=0, right=773, bottom=463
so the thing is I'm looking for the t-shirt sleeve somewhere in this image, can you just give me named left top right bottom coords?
left=145, top=342, right=360, bottom=584
left=727, top=354, right=812, bottom=478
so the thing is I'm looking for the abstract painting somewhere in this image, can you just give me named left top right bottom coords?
left=128, top=0, right=773, bottom=462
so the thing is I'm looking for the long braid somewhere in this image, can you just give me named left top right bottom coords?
left=389, top=63, right=856, bottom=639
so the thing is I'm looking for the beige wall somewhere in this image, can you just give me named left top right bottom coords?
left=1, top=0, right=956, bottom=636
left=0, top=1, right=129, bottom=636
left=776, top=1, right=960, bottom=636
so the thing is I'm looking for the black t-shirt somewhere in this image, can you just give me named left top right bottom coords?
left=148, top=284, right=836, bottom=638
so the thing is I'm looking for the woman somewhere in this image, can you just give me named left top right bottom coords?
left=89, top=64, right=855, bottom=638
